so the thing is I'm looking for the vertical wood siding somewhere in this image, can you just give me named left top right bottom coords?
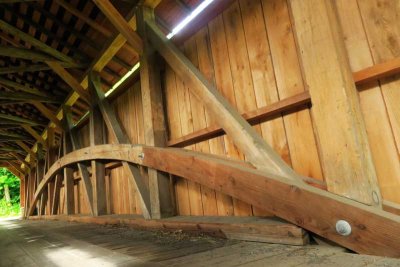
left=30, top=0, right=400, bottom=216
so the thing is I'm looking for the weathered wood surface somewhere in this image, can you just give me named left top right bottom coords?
left=168, top=92, right=311, bottom=148
left=289, top=0, right=381, bottom=205
left=145, top=17, right=300, bottom=180
left=28, top=144, right=400, bottom=257
left=29, top=214, right=308, bottom=245
left=89, top=72, right=152, bottom=219
left=2, top=219, right=399, bottom=266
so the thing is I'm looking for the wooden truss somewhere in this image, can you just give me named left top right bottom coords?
left=0, top=0, right=394, bottom=259
left=27, top=144, right=400, bottom=257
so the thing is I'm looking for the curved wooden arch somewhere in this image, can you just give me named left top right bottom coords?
left=28, top=144, right=400, bottom=257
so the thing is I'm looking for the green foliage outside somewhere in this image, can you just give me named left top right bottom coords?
left=0, top=168, right=20, bottom=217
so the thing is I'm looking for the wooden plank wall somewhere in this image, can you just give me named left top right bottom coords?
left=26, top=0, right=400, bottom=217
left=164, top=0, right=322, bottom=216
left=336, top=0, right=400, bottom=204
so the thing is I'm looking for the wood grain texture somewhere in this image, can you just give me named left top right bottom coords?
left=146, top=17, right=301, bottom=181
left=289, top=0, right=381, bottom=205
left=357, top=0, right=400, bottom=179
left=27, top=144, right=400, bottom=257
left=336, top=0, right=400, bottom=204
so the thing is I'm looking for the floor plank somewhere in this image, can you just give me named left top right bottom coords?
left=0, top=217, right=399, bottom=266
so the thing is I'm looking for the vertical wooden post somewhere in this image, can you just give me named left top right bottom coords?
left=36, top=143, right=47, bottom=215
left=288, top=0, right=381, bottom=205
left=137, top=6, right=174, bottom=218
left=89, top=99, right=107, bottom=216
left=51, top=135, right=64, bottom=215
left=24, top=173, right=29, bottom=218
left=62, top=108, right=75, bottom=215
left=20, top=176, right=25, bottom=214
left=89, top=72, right=152, bottom=219
left=46, top=127, right=56, bottom=215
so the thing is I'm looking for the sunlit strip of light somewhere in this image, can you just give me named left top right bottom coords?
left=166, top=0, right=214, bottom=39
left=75, top=63, right=141, bottom=126
left=76, top=0, right=214, bottom=125
left=105, top=62, right=141, bottom=97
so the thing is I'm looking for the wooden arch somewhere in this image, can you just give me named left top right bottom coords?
left=27, top=144, right=400, bottom=257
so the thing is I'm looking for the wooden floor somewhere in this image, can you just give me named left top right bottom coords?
left=0, top=217, right=399, bottom=267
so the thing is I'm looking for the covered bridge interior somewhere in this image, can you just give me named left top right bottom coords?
left=0, top=0, right=400, bottom=265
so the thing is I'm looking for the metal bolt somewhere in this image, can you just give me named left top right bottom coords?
left=138, top=152, right=145, bottom=159
left=336, top=220, right=352, bottom=236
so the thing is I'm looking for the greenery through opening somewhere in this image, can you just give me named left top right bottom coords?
left=0, top=168, right=20, bottom=217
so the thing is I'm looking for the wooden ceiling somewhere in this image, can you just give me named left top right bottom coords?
left=0, top=0, right=205, bottom=171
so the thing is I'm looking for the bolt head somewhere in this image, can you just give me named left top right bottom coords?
left=336, top=220, right=352, bottom=236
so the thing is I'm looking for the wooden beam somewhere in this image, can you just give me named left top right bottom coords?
left=383, top=200, right=400, bottom=216
left=61, top=125, right=74, bottom=215
left=0, top=0, right=38, bottom=2
left=16, top=141, right=36, bottom=161
left=0, top=76, right=47, bottom=97
left=0, top=19, right=76, bottom=63
left=29, top=214, right=308, bottom=245
left=0, top=63, right=85, bottom=74
left=353, top=58, right=400, bottom=86
left=6, top=161, right=24, bottom=176
left=54, top=0, right=113, bottom=37
left=22, top=9, right=138, bottom=189
left=0, top=113, right=45, bottom=126
left=46, top=61, right=90, bottom=103
left=89, top=100, right=107, bottom=216
left=145, top=18, right=299, bottom=179
left=168, top=92, right=311, bottom=147
left=31, top=102, right=63, bottom=129
left=89, top=72, right=151, bottom=219
left=5, top=163, right=22, bottom=178
left=137, top=7, right=174, bottom=218
left=0, top=46, right=56, bottom=62
left=45, top=127, right=55, bottom=215
left=27, top=144, right=400, bottom=257
left=173, top=0, right=234, bottom=44
left=10, top=152, right=30, bottom=167
left=0, top=146, right=24, bottom=153
left=0, top=90, right=61, bottom=103
left=289, top=0, right=381, bottom=205
left=92, top=0, right=144, bottom=54
left=51, top=135, right=63, bottom=215
left=144, top=0, right=162, bottom=8
left=0, top=131, right=29, bottom=142
left=63, top=106, right=94, bottom=215
left=21, top=125, right=46, bottom=146
left=36, top=144, right=47, bottom=215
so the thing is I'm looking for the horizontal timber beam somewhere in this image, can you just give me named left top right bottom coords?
left=28, top=214, right=308, bottom=245
left=353, top=57, right=400, bottom=85
left=28, top=144, right=400, bottom=257
left=168, top=92, right=311, bottom=147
